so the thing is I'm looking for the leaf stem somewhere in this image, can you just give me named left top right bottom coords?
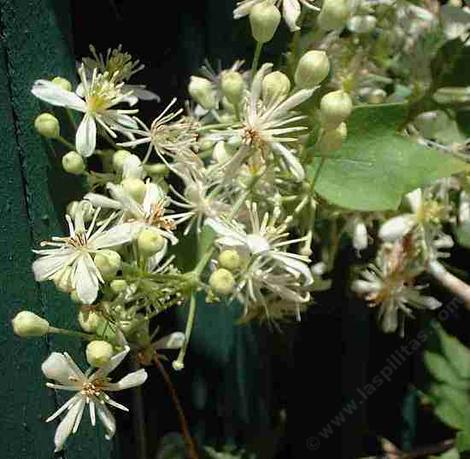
left=55, top=135, right=75, bottom=150
left=48, top=326, right=95, bottom=341
left=172, top=293, right=197, bottom=371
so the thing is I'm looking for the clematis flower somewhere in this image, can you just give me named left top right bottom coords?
left=31, top=65, right=138, bottom=157
left=42, top=346, right=147, bottom=451
left=32, top=204, right=137, bottom=304
left=234, top=0, right=320, bottom=32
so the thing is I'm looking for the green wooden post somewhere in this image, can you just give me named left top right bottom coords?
left=0, top=1, right=113, bottom=457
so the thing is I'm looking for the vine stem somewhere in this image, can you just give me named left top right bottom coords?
left=55, top=135, right=75, bottom=150
left=173, top=293, right=197, bottom=371
left=154, top=355, right=199, bottom=459
left=130, top=358, right=148, bottom=459
left=251, top=42, right=263, bottom=80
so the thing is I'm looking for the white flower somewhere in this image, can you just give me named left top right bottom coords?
left=32, top=205, right=137, bottom=304
left=234, top=0, right=320, bottom=32
left=206, top=202, right=313, bottom=284
left=32, top=65, right=138, bottom=157
left=42, top=346, right=147, bottom=452
left=213, top=63, right=315, bottom=182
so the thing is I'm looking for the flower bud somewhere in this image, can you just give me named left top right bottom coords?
left=198, top=138, right=215, bottom=151
left=51, top=76, right=72, bottom=92
left=188, top=76, right=216, bottom=110
left=347, top=15, right=377, bottom=34
left=320, top=90, right=353, bottom=129
left=295, top=51, right=330, bottom=89
left=53, top=266, right=73, bottom=293
left=221, top=71, right=245, bottom=106
left=78, top=310, right=102, bottom=333
left=86, top=340, right=114, bottom=367
left=213, top=141, right=232, bottom=164
left=67, top=200, right=94, bottom=222
left=262, top=71, right=291, bottom=104
left=218, top=250, right=241, bottom=271
left=94, top=250, right=121, bottom=280
left=110, top=279, right=128, bottom=294
left=144, top=163, right=169, bottom=177
left=137, top=228, right=165, bottom=257
left=366, top=88, right=386, bottom=105
left=112, top=149, right=132, bottom=172
left=34, top=113, right=60, bottom=139
left=121, top=178, right=146, bottom=203
left=70, top=290, right=83, bottom=304
left=62, top=151, right=86, bottom=175
left=12, top=311, right=50, bottom=337
left=317, top=0, right=350, bottom=31
left=249, top=1, right=281, bottom=43
left=209, top=268, right=235, bottom=296
left=317, top=123, right=347, bottom=153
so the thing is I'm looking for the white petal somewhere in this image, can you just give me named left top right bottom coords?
left=91, top=223, right=139, bottom=249
left=406, top=188, right=423, bottom=213
left=122, top=154, right=144, bottom=179
left=53, top=397, right=85, bottom=452
left=107, top=183, right=144, bottom=219
left=76, top=114, right=97, bottom=158
left=379, top=214, right=416, bottom=241
left=205, top=218, right=247, bottom=246
left=84, top=193, right=122, bottom=210
left=32, top=249, right=77, bottom=281
left=154, top=332, right=185, bottom=350
left=96, top=403, right=116, bottom=440
left=142, top=183, right=166, bottom=215
left=283, top=0, right=301, bottom=31
left=42, top=353, right=80, bottom=385
left=233, top=0, right=261, bottom=18
left=125, top=85, right=160, bottom=102
left=105, top=369, right=148, bottom=391
left=92, top=346, right=130, bottom=380
left=353, top=221, right=368, bottom=251
left=250, top=63, right=273, bottom=116
left=271, top=142, right=305, bottom=181
left=31, top=80, right=85, bottom=111
left=270, top=252, right=313, bottom=284
left=246, top=234, right=271, bottom=254
left=264, top=88, right=314, bottom=121
left=74, top=253, right=100, bottom=304
left=104, top=111, right=139, bottom=130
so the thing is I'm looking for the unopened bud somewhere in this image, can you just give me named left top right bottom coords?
left=198, top=138, right=215, bottom=151
left=320, top=90, right=353, bottom=129
left=213, top=141, right=232, bottom=164
left=144, top=163, right=169, bottom=177
left=347, top=15, right=377, bottom=34
left=112, top=149, right=132, bottom=172
left=121, top=178, right=146, bottom=203
left=221, top=71, right=245, bottom=106
left=34, top=113, right=60, bottom=139
left=295, top=51, right=330, bottom=88
left=62, top=151, right=86, bottom=175
left=78, top=310, right=102, bottom=333
left=53, top=266, right=73, bottom=293
left=12, top=311, right=50, bottom=337
left=67, top=200, right=94, bottom=222
left=318, top=0, right=350, bottom=31
left=218, top=250, right=241, bottom=271
left=249, top=1, right=281, bottom=43
left=188, top=76, right=216, bottom=110
left=209, top=268, right=235, bottom=295
left=86, top=340, right=114, bottom=367
left=110, top=279, right=128, bottom=294
left=137, top=228, right=165, bottom=257
left=366, top=88, right=386, bottom=105
left=94, top=250, right=121, bottom=280
left=317, top=123, right=347, bottom=153
left=262, top=71, right=291, bottom=104
left=52, top=76, right=72, bottom=92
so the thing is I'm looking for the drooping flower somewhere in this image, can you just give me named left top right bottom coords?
left=42, top=346, right=147, bottom=451
left=32, top=65, right=138, bottom=157
left=32, top=205, right=137, bottom=304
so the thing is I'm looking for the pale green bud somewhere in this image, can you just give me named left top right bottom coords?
left=212, top=141, right=232, bottom=164
left=121, top=178, right=146, bottom=203
left=67, top=200, right=94, bottom=222
left=78, top=310, right=102, bottom=333
left=112, top=149, right=132, bottom=172
left=137, top=228, right=165, bottom=257
left=94, top=250, right=121, bottom=280
left=317, top=123, right=348, bottom=153
left=249, top=1, right=281, bottom=43
left=262, top=71, right=291, bottom=105
left=227, top=135, right=242, bottom=149
left=52, top=76, right=72, bottom=92
left=34, top=113, right=60, bottom=139
left=188, top=76, right=216, bottom=110
left=52, top=266, right=73, bottom=293
left=110, top=279, right=128, bottom=294
left=198, top=138, right=215, bottom=151
left=221, top=71, right=245, bottom=106
left=86, top=340, right=114, bottom=367
left=318, top=0, right=350, bottom=31
left=347, top=15, right=377, bottom=34
left=144, top=163, right=169, bottom=177
left=320, top=90, right=353, bottom=129
left=366, top=88, right=386, bottom=105
left=12, top=311, right=50, bottom=337
left=209, top=268, right=235, bottom=296
left=218, top=250, right=241, bottom=271
left=62, top=151, right=85, bottom=175
left=70, top=290, right=83, bottom=304
left=295, top=51, right=330, bottom=88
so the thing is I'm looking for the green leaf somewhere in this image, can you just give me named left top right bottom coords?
left=456, top=431, right=470, bottom=453
left=434, top=400, right=467, bottom=431
left=307, top=104, right=469, bottom=211
left=436, top=323, right=470, bottom=380
left=430, top=448, right=460, bottom=459
left=424, top=351, right=469, bottom=390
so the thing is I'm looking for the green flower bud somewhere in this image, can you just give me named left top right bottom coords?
left=295, top=51, right=330, bottom=89
left=249, top=1, right=281, bottom=43
left=144, top=163, right=169, bottom=177
left=218, top=250, right=241, bottom=271
left=86, top=340, right=114, bottom=367
left=67, top=200, right=94, bottom=222
left=121, top=178, right=146, bottom=203
left=52, top=266, right=73, bottom=293
left=209, top=268, right=235, bottom=296
left=110, top=279, right=128, bottom=294
left=348, top=15, right=377, bottom=34
left=62, top=151, right=86, bottom=175
left=51, top=76, right=72, bottom=92
left=34, top=113, right=60, bottom=139
left=112, top=149, right=132, bottom=172
left=262, top=71, right=291, bottom=105
left=317, top=123, right=348, bottom=153
left=221, top=71, right=245, bottom=106
left=212, top=141, right=232, bottom=164
left=94, top=250, right=121, bottom=280
left=320, top=90, right=353, bottom=129
left=137, top=228, right=165, bottom=257
left=198, top=138, right=215, bottom=151
left=366, top=88, right=387, bottom=105
left=12, top=311, right=50, bottom=337
left=78, top=310, right=102, bottom=333
left=318, top=0, right=350, bottom=31
left=70, top=290, right=83, bottom=304
left=188, top=76, right=216, bottom=110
